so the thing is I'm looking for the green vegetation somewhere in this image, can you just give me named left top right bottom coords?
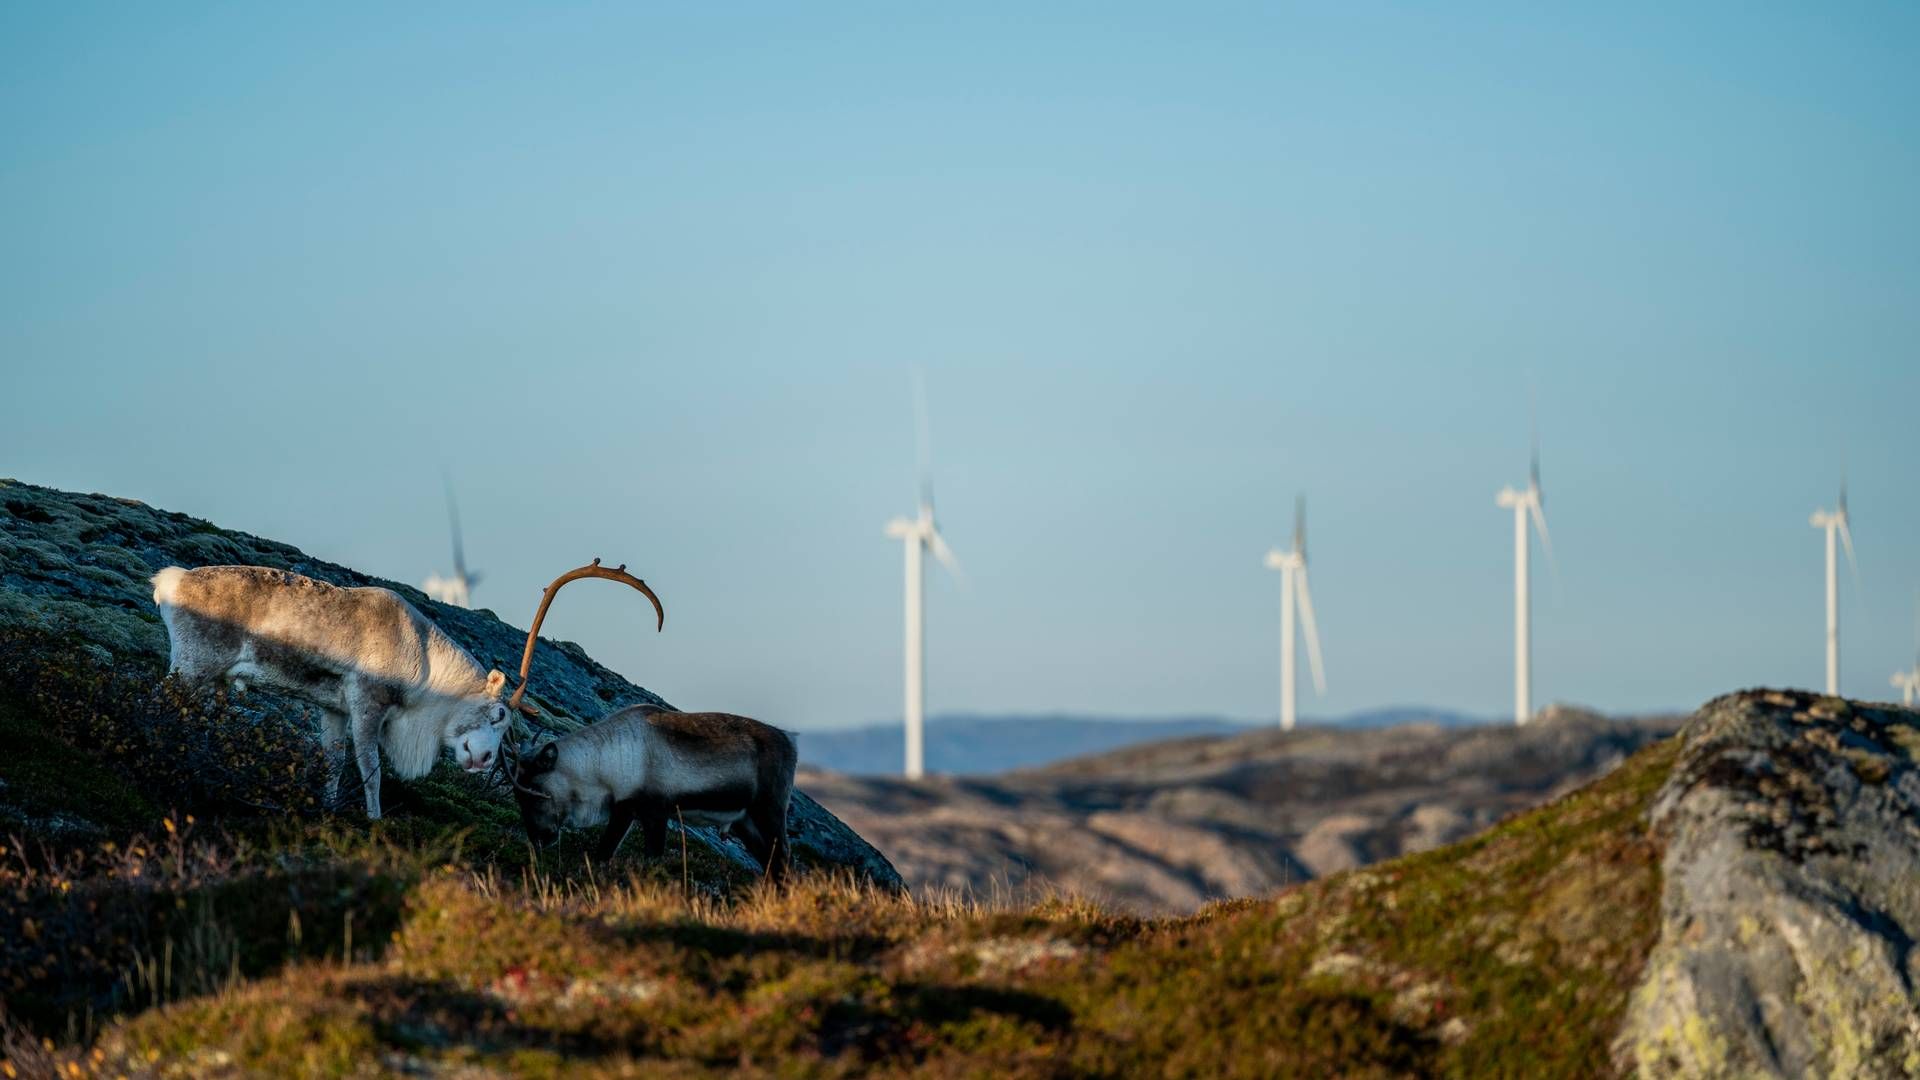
left=0, top=478, right=1680, bottom=1075
left=0, top=626, right=766, bottom=1047
left=8, top=715, right=1677, bottom=1076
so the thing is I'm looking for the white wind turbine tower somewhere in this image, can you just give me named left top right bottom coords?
left=1808, top=483, right=1857, bottom=695
left=1495, top=440, right=1555, bottom=726
left=1892, top=592, right=1920, bottom=708
left=884, top=374, right=961, bottom=779
left=1263, top=496, right=1326, bottom=731
left=421, top=475, right=482, bottom=609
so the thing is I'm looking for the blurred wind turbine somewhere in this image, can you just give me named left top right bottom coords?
left=884, top=372, right=960, bottom=779
left=1495, top=435, right=1555, bottom=726
left=421, top=474, right=482, bottom=609
left=1263, top=495, right=1325, bottom=731
left=1809, top=483, right=1857, bottom=695
left=1889, top=592, right=1918, bottom=708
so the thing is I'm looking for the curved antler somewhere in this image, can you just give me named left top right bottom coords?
left=489, top=739, right=553, bottom=800
left=508, top=558, right=665, bottom=716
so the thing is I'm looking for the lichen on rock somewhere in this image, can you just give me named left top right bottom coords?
left=1618, top=688, right=1920, bottom=1078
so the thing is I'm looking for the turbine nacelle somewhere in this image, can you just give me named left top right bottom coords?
left=1264, top=548, right=1302, bottom=572
left=1495, top=485, right=1535, bottom=510
left=1891, top=669, right=1920, bottom=707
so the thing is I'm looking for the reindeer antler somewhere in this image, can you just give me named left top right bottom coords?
left=490, top=739, right=554, bottom=800
left=508, top=558, right=664, bottom=716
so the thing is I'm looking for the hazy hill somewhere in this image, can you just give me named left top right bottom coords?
left=797, top=707, right=1490, bottom=776
left=803, top=706, right=1681, bottom=914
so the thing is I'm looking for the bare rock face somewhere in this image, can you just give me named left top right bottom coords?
left=1619, top=689, right=1920, bottom=1077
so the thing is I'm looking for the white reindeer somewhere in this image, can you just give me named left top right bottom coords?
left=151, top=562, right=663, bottom=819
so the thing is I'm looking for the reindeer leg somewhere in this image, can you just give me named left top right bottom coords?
left=640, top=800, right=669, bottom=859
left=751, top=802, right=791, bottom=883
left=319, top=709, right=350, bottom=810
left=593, top=800, right=637, bottom=864
left=347, top=690, right=391, bottom=821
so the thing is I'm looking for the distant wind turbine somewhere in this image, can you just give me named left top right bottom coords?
left=422, top=474, right=482, bottom=609
left=1263, top=496, right=1326, bottom=731
left=1495, top=436, right=1555, bottom=726
left=1890, top=592, right=1918, bottom=708
left=1808, top=483, right=1857, bottom=695
left=884, top=372, right=960, bottom=779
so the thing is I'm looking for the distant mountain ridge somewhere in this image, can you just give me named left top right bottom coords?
left=803, top=709, right=1683, bottom=914
left=797, top=707, right=1491, bottom=776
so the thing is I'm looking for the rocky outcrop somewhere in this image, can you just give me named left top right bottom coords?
left=1620, top=689, right=1920, bottom=1077
left=805, top=709, right=1679, bottom=913
left=0, top=479, right=901, bottom=888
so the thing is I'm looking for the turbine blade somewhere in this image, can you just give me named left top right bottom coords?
left=927, top=528, right=963, bottom=581
left=1530, top=497, right=1563, bottom=598
left=913, top=367, right=933, bottom=509
left=1839, top=516, right=1859, bottom=592
left=1528, top=384, right=1542, bottom=498
left=1294, top=495, right=1306, bottom=563
left=442, top=472, right=467, bottom=580
left=1295, top=568, right=1327, bottom=696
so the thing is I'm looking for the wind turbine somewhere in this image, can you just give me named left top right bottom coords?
left=1893, top=591, right=1920, bottom=708
left=1263, top=496, right=1326, bottom=731
left=884, top=373, right=960, bottom=779
left=1808, top=484, right=1856, bottom=695
left=1495, top=439, right=1555, bottom=726
left=422, top=474, right=482, bottom=609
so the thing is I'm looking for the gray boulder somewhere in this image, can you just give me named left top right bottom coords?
left=1619, top=689, right=1920, bottom=1077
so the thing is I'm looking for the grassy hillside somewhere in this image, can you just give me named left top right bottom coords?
left=0, top=480, right=898, bottom=1063
left=11, top=731, right=1678, bottom=1077
left=0, top=479, right=1684, bottom=1076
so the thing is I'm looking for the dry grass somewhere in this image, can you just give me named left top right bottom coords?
left=0, top=737, right=1683, bottom=1078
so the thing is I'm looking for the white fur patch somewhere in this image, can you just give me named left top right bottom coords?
left=151, top=566, right=187, bottom=607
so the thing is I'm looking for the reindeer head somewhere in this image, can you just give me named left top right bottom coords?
left=498, top=557, right=664, bottom=836
left=510, top=741, right=566, bottom=846
left=450, top=668, right=513, bottom=772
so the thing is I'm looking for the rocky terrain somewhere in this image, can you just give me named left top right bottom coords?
left=804, top=704, right=1680, bottom=914
left=6, top=478, right=1920, bottom=1076
left=0, top=478, right=898, bottom=885
left=23, top=687, right=1910, bottom=1078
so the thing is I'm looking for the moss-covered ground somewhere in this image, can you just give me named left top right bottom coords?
left=0, top=481, right=1683, bottom=1074
left=7, top=725, right=1676, bottom=1077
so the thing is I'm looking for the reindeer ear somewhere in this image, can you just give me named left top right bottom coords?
left=485, top=670, right=507, bottom=697
left=533, top=742, right=559, bottom=770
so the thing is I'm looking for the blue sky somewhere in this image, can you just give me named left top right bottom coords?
left=4, top=4, right=1916, bottom=730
